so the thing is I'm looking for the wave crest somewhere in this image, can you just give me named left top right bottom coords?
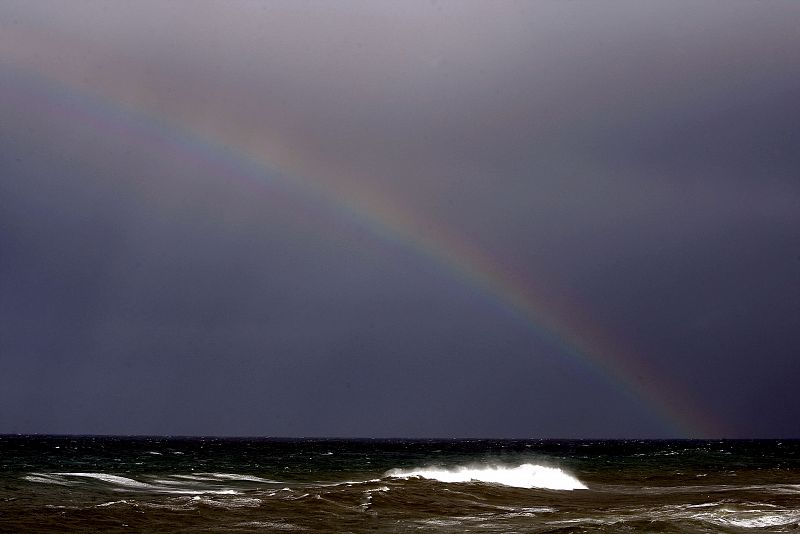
left=385, top=463, right=587, bottom=490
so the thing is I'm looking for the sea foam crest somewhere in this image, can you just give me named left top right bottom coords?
left=385, top=463, right=587, bottom=490
left=54, top=473, right=240, bottom=495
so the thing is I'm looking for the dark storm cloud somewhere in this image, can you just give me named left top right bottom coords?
left=1, top=1, right=799, bottom=437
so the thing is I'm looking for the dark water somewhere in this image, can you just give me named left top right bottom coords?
left=1, top=437, right=798, bottom=533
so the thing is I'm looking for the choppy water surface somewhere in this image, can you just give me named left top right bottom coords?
left=1, top=437, right=798, bottom=532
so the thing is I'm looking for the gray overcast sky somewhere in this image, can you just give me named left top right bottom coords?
left=1, top=1, right=799, bottom=437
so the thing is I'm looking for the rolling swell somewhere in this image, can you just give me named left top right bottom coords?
left=2, top=437, right=799, bottom=532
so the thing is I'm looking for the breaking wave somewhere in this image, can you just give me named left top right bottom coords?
left=48, top=473, right=240, bottom=495
left=206, top=473, right=277, bottom=483
left=56, top=472, right=156, bottom=490
left=385, top=463, right=587, bottom=490
left=23, top=473, right=74, bottom=486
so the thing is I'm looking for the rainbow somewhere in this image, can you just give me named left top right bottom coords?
left=1, top=50, right=723, bottom=437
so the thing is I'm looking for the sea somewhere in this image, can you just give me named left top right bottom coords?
left=1, top=437, right=798, bottom=533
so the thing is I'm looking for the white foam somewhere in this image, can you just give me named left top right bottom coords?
left=23, top=473, right=73, bottom=486
left=322, top=478, right=382, bottom=487
left=359, top=486, right=390, bottom=511
left=96, top=500, right=130, bottom=507
left=385, top=463, right=587, bottom=490
left=191, top=496, right=262, bottom=508
left=55, top=472, right=239, bottom=495
left=640, top=503, right=800, bottom=529
left=235, top=521, right=306, bottom=530
left=207, top=473, right=277, bottom=483
left=695, top=510, right=800, bottom=528
left=508, top=506, right=557, bottom=516
left=150, top=478, right=197, bottom=486
left=417, top=519, right=468, bottom=527
left=138, top=501, right=195, bottom=512
left=768, top=484, right=800, bottom=494
left=57, top=472, right=154, bottom=490
left=169, top=474, right=215, bottom=481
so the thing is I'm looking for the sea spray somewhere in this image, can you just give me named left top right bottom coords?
left=385, top=462, right=587, bottom=490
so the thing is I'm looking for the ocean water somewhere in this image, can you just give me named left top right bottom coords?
left=1, top=437, right=798, bottom=533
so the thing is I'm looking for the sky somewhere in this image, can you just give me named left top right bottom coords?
left=1, top=1, right=798, bottom=438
